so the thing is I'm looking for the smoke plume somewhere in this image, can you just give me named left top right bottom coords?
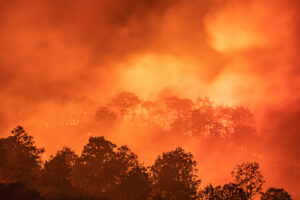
left=0, top=0, right=299, bottom=198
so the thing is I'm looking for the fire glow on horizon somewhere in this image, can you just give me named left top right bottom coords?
left=0, top=0, right=300, bottom=198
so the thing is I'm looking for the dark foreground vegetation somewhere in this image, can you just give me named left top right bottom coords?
left=0, top=126, right=292, bottom=200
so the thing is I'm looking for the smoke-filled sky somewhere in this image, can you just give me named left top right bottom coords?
left=1, top=0, right=300, bottom=198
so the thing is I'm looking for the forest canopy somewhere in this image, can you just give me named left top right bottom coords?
left=0, top=125, right=292, bottom=200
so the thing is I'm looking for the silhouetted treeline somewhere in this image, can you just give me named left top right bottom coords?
left=0, top=126, right=292, bottom=200
left=96, top=91, right=256, bottom=143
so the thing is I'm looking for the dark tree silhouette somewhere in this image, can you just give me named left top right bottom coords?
left=229, top=106, right=256, bottom=142
left=114, top=166, right=151, bottom=200
left=0, top=124, right=292, bottom=200
left=231, top=162, right=265, bottom=200
left=261, top=187, right=292, bottom=200
left=200, top=184, right=222, bottom=200
left=72, top=137, right=118, bottom=198
left=151, top=147, right=200, bottom=200
left=0, top=182, right=44, bottom=200
left=109, top=92, right=140, bottom=116
left=190, top=108, right=214, bottom=137
left=200, top=183, right=246, bottom=200
left=71, top=137, right=145, bottom=199
left=165, top=96, right=193, bottom=117
left=97, top=92, right=258, bottom=142
left=42, top=147, right=78, bottom=199
left=165, top=96, right=193, bottom=134
left=222, top=183, right=246, bottom=200
left=0, top=126, right=44, bottom=186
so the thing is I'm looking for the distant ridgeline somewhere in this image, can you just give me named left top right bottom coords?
left=0, top=126, right=292, bottom=200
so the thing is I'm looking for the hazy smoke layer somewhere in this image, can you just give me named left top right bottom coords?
left=0, top=0, right=299, bottom=198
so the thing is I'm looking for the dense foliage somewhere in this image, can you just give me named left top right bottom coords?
left=0, top=126, right=292, bottom=200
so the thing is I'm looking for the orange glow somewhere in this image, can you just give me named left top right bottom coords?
left=0, top=0, right=299, bottom=198
left=205, top=2, right=265, bottom=52
left=117, top=54, right=205, bottom=99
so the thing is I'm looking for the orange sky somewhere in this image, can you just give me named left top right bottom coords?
left=0, top=0, right=300, bottom=198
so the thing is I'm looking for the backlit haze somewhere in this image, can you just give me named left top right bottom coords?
left=1, top=0, right=300, bottom=198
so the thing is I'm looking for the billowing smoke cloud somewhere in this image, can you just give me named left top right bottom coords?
left=0, top=0, right=300, bottom=198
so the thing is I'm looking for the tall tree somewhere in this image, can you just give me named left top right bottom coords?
left=229, top=106, right=256, bottom=143
left=231, top=162, right=265, bottom=200
left=42, top=147, right=78, bottom=199
left=72, top=137, right=144, bottom=199
left=165, top=96, right=193, bottom=134
left=261, top=187, right=292, bottom=200
left=72, top=137, right=118, bottom=198
left=0, top=126, right=44, bottom=186
left=109, top=92, right=140, bottom=116
left=151, top=147, right=200, bottom=200
left=110, top=145, right=151, bottom=200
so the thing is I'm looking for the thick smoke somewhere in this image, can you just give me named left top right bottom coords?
left=0, top=0, right=300, bottom=198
